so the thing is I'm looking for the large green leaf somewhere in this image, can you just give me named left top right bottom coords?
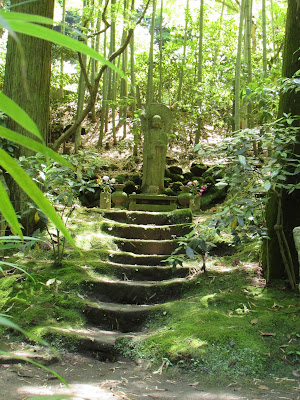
left=0, top=148, right=78, bottom=250
left=0, top=316, right=47, bottom=346
left=0, top=179, right=23, bottom=238
left=0, top=350, right=68, bottom=387
left=0, top=92, right=42, bottom=140
left=0, top=10, right=57, bottom=25
left=0, top=126, right=74, bottom=169
left=5, top=20, right=126, bottom=79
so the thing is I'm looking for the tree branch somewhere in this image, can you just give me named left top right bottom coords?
left=52, top=0, right=151, bottom=151
left=78, top=52, right=93, bottom=95
left=87, top=0, right=111, bottom=39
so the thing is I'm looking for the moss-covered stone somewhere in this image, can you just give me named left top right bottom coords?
left=190, top=162, right=207, bottom=177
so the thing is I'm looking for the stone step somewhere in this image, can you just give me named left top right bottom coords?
left=89, top=260, right=190, bottom=281
left=107, top=251, right=169, bottom=266
left=84, top=301, right=157, bottom=332
left=97, top=209, right=192, bottom=225
left=101, top=221, right=193, bottom=240
left=83, top=276, right=193, bottom=304
left=44, top=326, right=136, bottom=361
left=113, top=237, right=180, bottom=255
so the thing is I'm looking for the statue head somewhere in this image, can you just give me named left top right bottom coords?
left=152, top=115, right=162, bottom=129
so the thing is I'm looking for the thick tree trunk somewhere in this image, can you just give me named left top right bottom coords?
left=3, top=0, right=54, bottom=235
left=261, top=0, right=300, bottom=285
left=3, top=0, right=54, bottom=143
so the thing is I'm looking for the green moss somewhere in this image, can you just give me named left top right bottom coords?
left=118, top=268, right=299, bottom=382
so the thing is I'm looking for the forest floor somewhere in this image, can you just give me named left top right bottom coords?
left=1, top=350, right=299, bottom=400
left=1, top=107, right=299, bottom=399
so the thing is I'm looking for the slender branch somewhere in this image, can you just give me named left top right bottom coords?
left=78, top=52, right=93, bottom=95
left=87, top=0, right=111, bottom=38
left=52, top=0, right=151, bottom=151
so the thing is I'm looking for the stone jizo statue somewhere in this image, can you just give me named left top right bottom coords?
left=141, top=104, right=173, bottom=194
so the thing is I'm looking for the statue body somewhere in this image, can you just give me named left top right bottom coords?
left=141, top=104, right=173, bottom=194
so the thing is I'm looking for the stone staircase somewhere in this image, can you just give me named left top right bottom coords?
left=49, top=209, right=195, bottom=360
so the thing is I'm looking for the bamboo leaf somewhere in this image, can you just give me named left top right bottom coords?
left=0, top=126, right=74, bottom=169
left=6, top=20, right=126, bottom=79
left=0, top=316, right=47, bottom=346
left=0, top=351, right=68, bottom=387
left=0, top=10, right=57, bottom=25
left=0, top=149, right=78, bottom=250
left=0, top=93, right=42, bottom=140
left=0, top=260, right=34, bottom=280
left=0, top=180, right=23, bottom=238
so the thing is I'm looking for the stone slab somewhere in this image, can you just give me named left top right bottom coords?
left=129, top=194, right=177, bottom=212
left=293, top=227, right=300, bottom=267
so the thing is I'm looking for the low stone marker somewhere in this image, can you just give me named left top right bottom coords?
left=293, top=227, right=300, bottom=268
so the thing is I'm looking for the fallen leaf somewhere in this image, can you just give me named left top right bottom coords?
left=258, top=385, right=269, bottom=390
left=260, top=332, right=276, bottom=337
left=188, top=382, right=199, bottom=386
left=251, top=319, right=258, bottom=325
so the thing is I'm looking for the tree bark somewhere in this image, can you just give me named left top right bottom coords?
left=3, top=0, right=54, bottom=235
left=261, top=0, right=300, bottom=285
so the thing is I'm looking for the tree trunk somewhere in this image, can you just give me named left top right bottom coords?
left=177, top=0, right=189, bottom=102
left=261, top=0, right=300, bottom=286
left=59, top=0, right=66, bottom=99
left=3, top=0, right=54, bottom=235
left=158, top=0, right=163, bottom=103
left=194, top=0, right=204, bottom=145
left=262, top=0, right=267, bottom=75
left=234, top=0, right=245, bottom=131
left=146, top=0, right=156, bottom=106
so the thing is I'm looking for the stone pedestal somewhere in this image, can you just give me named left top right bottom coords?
left=129, top=194, right=177, bottom=212
left=100, top=192, right=111, bottom=209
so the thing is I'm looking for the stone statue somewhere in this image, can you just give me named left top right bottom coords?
left=141, top=104, right=173, bottom=194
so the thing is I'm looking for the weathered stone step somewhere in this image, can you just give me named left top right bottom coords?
left=44, top=326, right=135, bottom=361
left=107, top=251, right=169, bottom=265
left=113, top=237, right=180, bottom=255
left=90, top=260, right=190, bottom=281
left=84, top=276, right=193, bottom=304
left=101, top=221, right=193, bottom=240
left=97, top=209, right=192, bottom=225
left=85, top=301, right=156, bottom=332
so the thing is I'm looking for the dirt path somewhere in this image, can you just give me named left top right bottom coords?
left=1, top=352, right=299, bottom=400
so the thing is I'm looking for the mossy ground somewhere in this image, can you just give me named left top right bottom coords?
left=0, top=207, right=299, bottom=390
left=117, top=259, right=299, bottom=386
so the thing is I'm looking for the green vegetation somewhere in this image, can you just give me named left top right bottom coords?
left=117, top=262, right=299, bottom=383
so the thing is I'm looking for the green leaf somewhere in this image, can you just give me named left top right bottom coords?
left=0, top=350, right=68, bottom=388
left=0, top=126, right=74, bottom=170
left=186, top=245, right=194, bottom=259
left=0, top=93, right=42, bottom=140
left=0, top=316, right=47, bottom=346
left=215, top=182, right=228, bottom=189
left=238, top=154, right=247, bottom=167
left=0, top=260, right=35, bottom=280
left=0, top=180, right=23, bottom=238
left=0, top=149, right=78, bottom=251
left=0, top=10, right=57, bottom=25
left=264, top=180, right=271, bottom=191
left=6, top=20, right=126, bottom=79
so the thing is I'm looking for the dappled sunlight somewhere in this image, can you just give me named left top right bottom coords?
left=18, top=382, right=120, bottom=400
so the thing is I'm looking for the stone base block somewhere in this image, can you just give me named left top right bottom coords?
left=129, top=194, right=177, bottom=212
